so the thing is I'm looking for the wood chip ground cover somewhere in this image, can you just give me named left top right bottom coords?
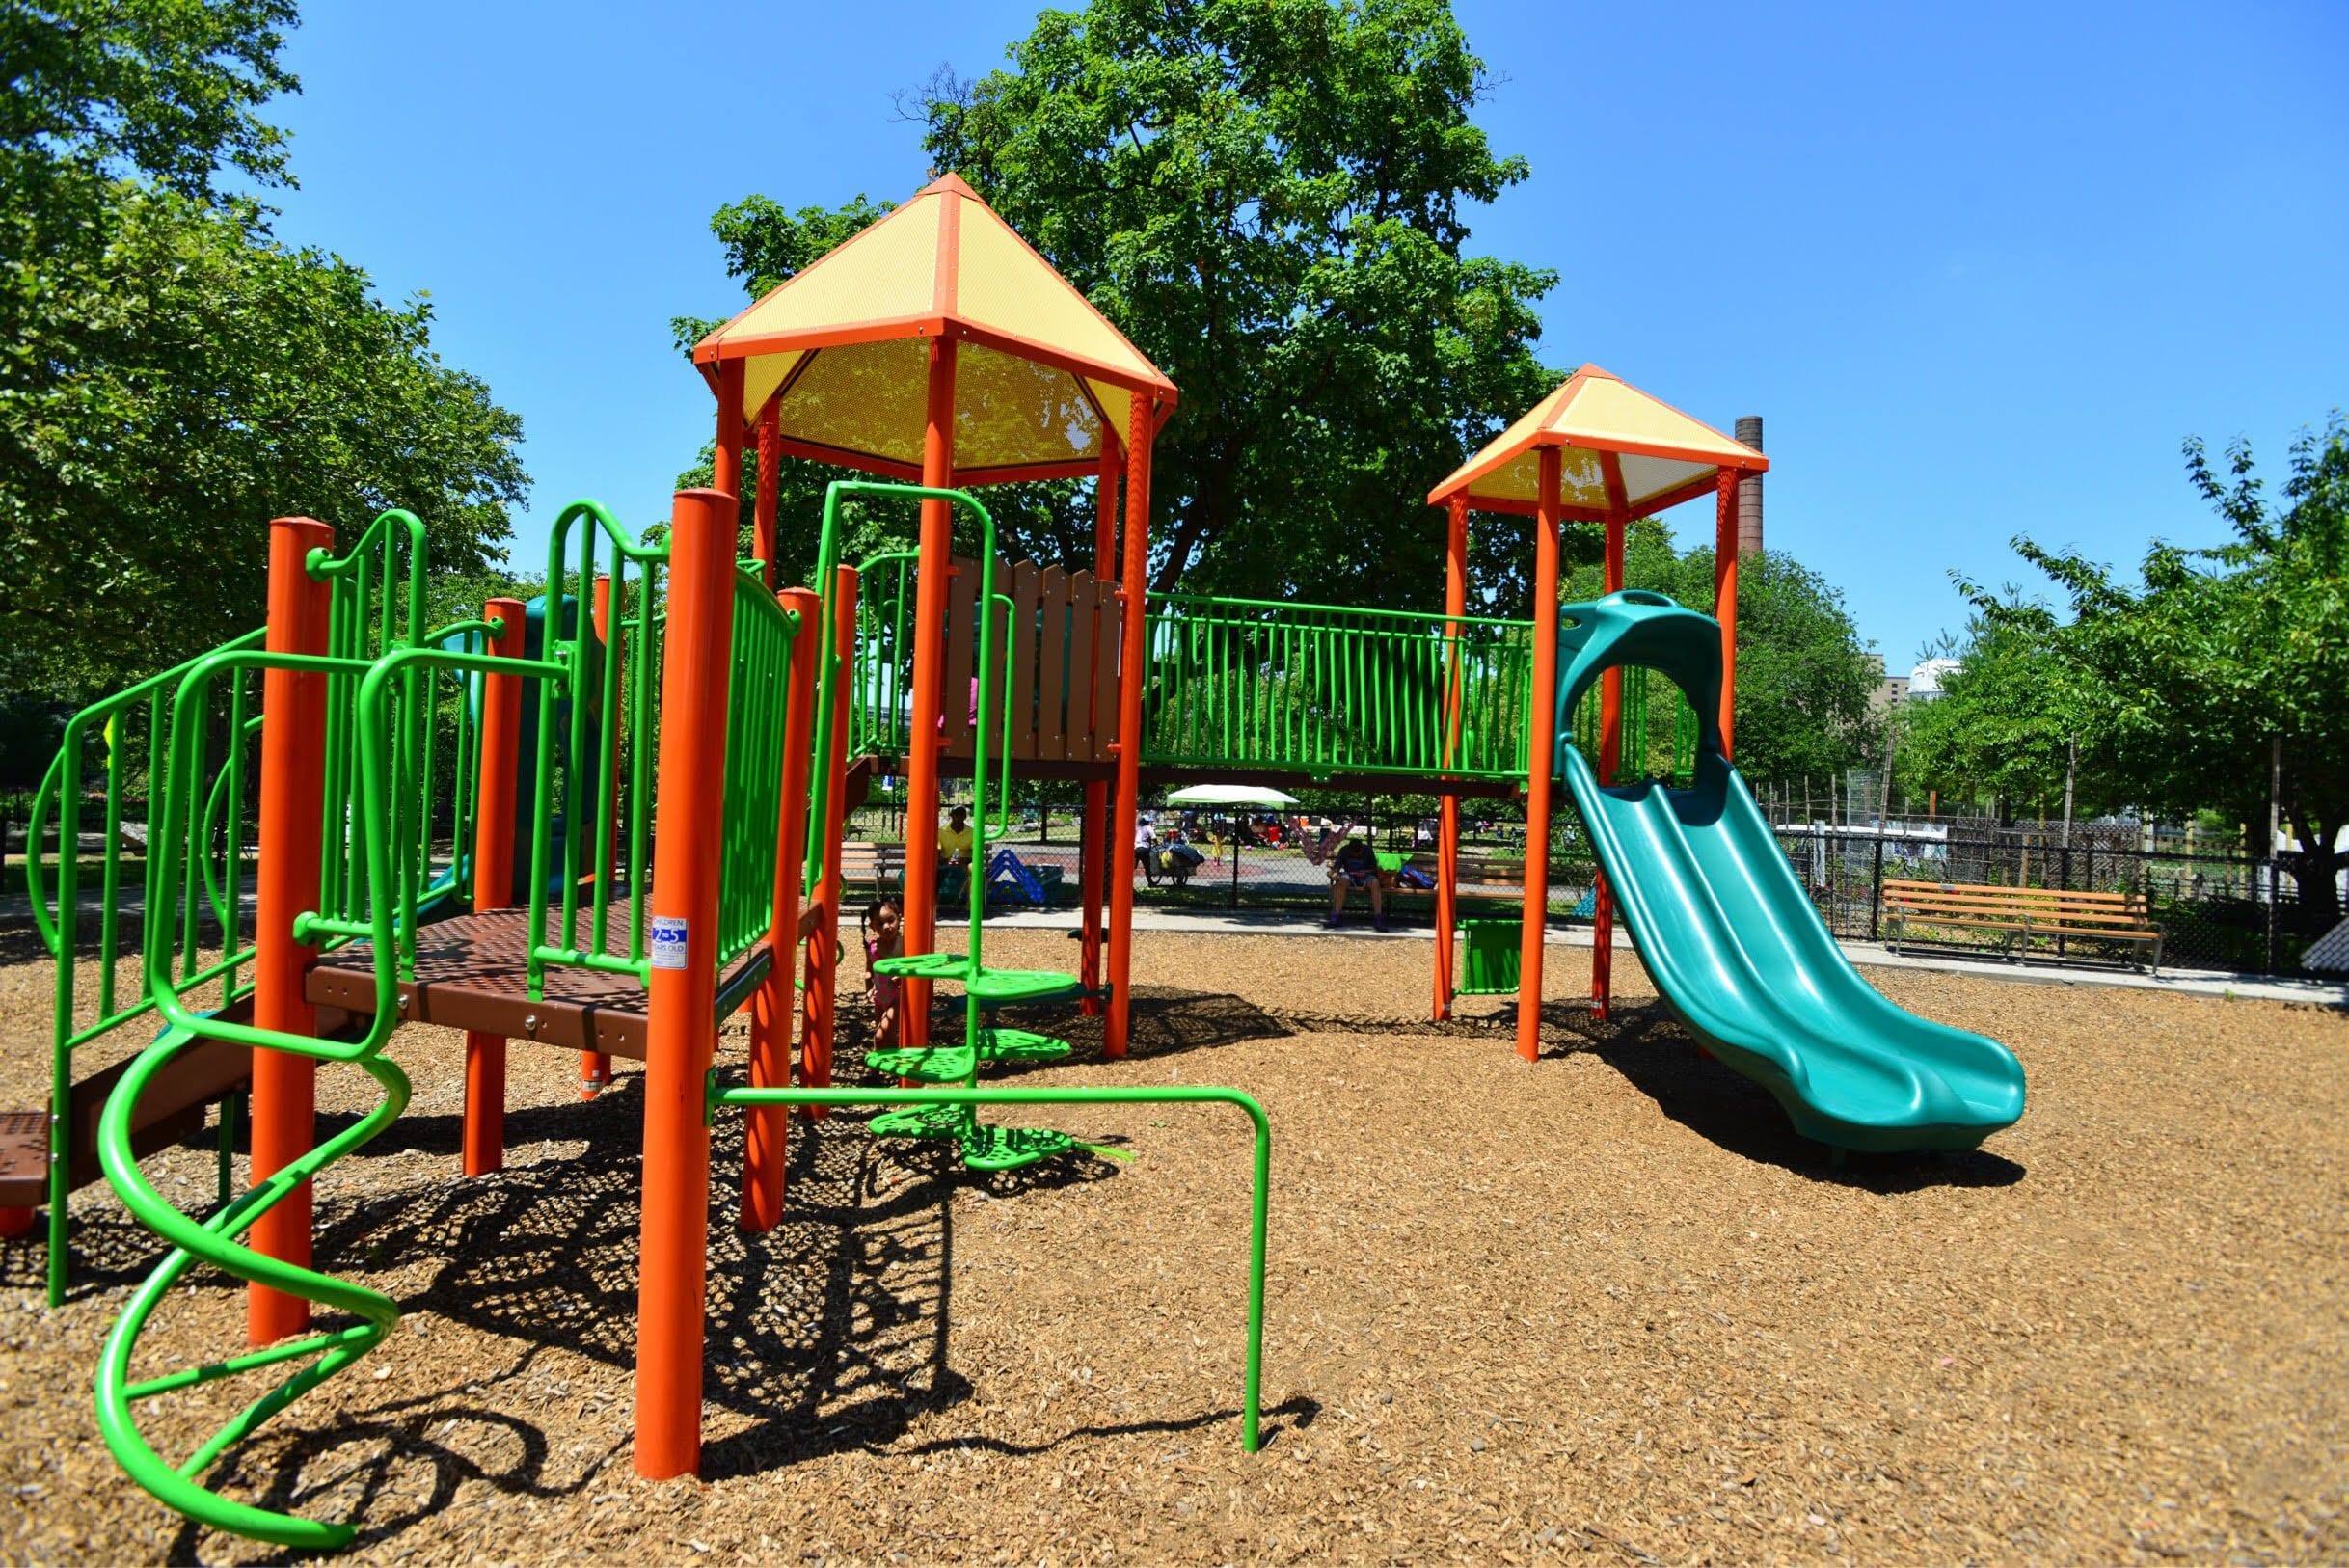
left=0, top=923, right=2344, bottom=1565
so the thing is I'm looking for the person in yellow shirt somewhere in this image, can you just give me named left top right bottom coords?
left=938, top=805, right=975, bottom=864
left=937, top=805, right=976, bottom=901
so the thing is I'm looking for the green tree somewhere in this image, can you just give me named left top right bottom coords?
left=1893, top=607, right=2110, bottom=820
left=1971, top=417, right=2349, bottom=925
left=1558, top=522, right=1881, bottom=797
left=0, top=0, right=527, bottom=709
left=688, top=0, right=1559, bottom=609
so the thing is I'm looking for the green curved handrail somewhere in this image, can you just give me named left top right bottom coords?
left=708, top=1081, right=1272, bottom=1452
left=94, top=1049, right=410, bottom=1551
left=93, top=635, right=547, bottom=1548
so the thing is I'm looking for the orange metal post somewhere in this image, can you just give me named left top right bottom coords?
left=714, top=360, right=746, bottom=504
left=1713, top=467, right=1740, bottom=759
left=1514, top=450, right=1563, bottom=1064
left=634, top=488, right=739, bottom=1480
left=899, top=337, right=958, bottom=1050
left=742, top=585, right=822, bottom=1232
left=1104, top=392, right=1154, bottom=1059
left=463, top=598, right=526, bottom=1176
left=1592, top=457, right=1631, bottom=1020
left=248, top=515, right=335, bottom=1345
left=580, top=576, right=619, bottom=1098
left=752, top=399, right=781, bottom=589
left=1435, top=495, right=1468, bottom=1020
left=1080, top=445, right=1119, bottom=1015
left=801, top=565, right=858, bottom=1108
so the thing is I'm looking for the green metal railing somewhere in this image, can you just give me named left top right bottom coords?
left=845, top=548, right=920, bottom=765
left=716, top=567, right=804, bottom=968
left=26, top=633, right=264, bottom=1306
left=526, top=500, right=664, bottom=988
left=1140, top=594, right=1536, bottom=779
left=94, top=634, right=439, bottom=1550
left=837, top=569, right=1702, bottom=789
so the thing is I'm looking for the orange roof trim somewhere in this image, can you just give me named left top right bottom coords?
left=1428, top=364, right=1767, bottom=518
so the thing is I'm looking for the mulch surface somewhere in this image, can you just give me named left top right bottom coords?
left=1, top=919, right=2345, bottom=1565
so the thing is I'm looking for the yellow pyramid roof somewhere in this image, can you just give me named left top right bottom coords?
left=694, top=174, right=1176, bottom=484
left=1427, top=365, right=1767, bottom=520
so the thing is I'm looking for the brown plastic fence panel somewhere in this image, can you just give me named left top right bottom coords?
left=941, top=555, right=977, bottom=756
left=1009, top=560, right=1041, bottom=761
left=1066, top=571, right=1098, bottom=762
left=1095, top=591, right=1123, bottom=761
left=1038, top=565, right=1068, bottom=759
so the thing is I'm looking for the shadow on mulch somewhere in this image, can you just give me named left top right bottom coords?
left=923, top=982, right=1296, bottom=1065
left=74, top=1045, right=1201, bottom=1551
left=1564, top=1003, right=2027, bottom=1194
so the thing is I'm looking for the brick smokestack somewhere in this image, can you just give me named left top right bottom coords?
left=1734, top=415, right=1764, bottom=556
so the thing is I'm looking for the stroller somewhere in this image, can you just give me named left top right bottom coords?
left=1142, top=840, right=1206, bottom=888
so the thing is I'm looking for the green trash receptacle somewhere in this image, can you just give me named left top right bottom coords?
left=1459, top=915, right=1522, bottom=996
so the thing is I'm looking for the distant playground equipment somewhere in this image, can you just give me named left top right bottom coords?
left=6, top=172, right=2021, bottom=1550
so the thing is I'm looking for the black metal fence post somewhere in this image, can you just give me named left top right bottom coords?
left=1870, top=831, right=1884, bottom=941
left=2264, top=855, right=2280, bottom=974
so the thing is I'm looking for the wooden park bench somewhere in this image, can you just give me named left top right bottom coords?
left=1883, top=879, right=2162, bottom=972
left=839, top=841, right=904, bottom=898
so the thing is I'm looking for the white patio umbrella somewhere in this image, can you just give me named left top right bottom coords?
left=1162, top=783, right=1300, bottom=808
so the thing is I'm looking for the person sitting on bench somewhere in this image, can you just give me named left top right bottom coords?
left=1326, top=829, right=1387, bottom=932
left=938, top=806, right=975, bottom=900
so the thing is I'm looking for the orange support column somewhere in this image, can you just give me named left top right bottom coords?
left=1713, top=467, right=1740, bottom=758
left=1435, top=494, right=1468, bottom=1021
left=248, top=514, right=335, bottom=1345
left=742, top=585, right=822, bottom=1232
left=1080, top=444, right=1119, bottom=1015
left=1514, top=450, right=1563, bottom=1064
left=752, top=399, right=781, bottom=588
left=801, top=565, right=858, bottom=1105
left=899, top=337, right=958, bottom=1050
left=1592, top=456, right=1630, bottom=1021
left=580, top=576, right=620, bottom=1098
left=464, top=598, right=526, bottom=1176
left=1104, top=392, right=1154, bottom=1059
left=634, top=488, right=739, bottom=1480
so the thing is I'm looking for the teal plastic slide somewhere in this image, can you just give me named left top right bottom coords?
left=1555, top=591, right=2025, bottom=1153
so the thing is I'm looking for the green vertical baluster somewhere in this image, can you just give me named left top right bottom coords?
left=223, top=667, right=249, bottom=997
left=98, top=712, right=126, bottom=1018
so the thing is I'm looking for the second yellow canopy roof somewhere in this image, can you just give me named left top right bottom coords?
left=1429, top=364, right=1766, bottom=520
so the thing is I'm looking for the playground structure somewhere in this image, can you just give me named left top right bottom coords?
left=6, top=173, right=2024, bottom=1549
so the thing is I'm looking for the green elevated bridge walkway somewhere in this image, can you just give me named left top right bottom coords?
left=843, top=550, right=1702, bottom=798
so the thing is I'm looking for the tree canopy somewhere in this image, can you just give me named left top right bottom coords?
left=1561, top=521, right=1883, bottom=796
left=0, top=0, right=526, bottom=715
left=1918, top=416, right=2348, bottom=926
left=683, top=0, right=1559, bottom=609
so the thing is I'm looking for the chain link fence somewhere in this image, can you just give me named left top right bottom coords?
left=846, top=796, right=2338, bottom=979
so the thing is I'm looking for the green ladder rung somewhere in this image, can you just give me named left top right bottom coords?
left=973, top=1026, right=1073, bottom=1065
left=872, top=951, right=973, bottom=981
left=865, top=1044, right=975, bottom=1083
left=868, top=1103, right=968, bottom=1141
left=966, top=968, right=1080, bottom=1004
left=960, top=1123, right=1077, bottom=1172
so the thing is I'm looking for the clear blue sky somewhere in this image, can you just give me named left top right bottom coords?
left=256, top=0, right=2346, bottom=667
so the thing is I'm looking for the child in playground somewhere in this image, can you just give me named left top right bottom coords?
left=861, top=898, right=904, bottom=1049
left=1327, top=829, right=1388, bottom=932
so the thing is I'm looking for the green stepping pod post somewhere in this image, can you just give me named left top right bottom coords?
left=1553, top=590, right=2026, bottom=1153
left=835, top=482, right=1088, bottom=1171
